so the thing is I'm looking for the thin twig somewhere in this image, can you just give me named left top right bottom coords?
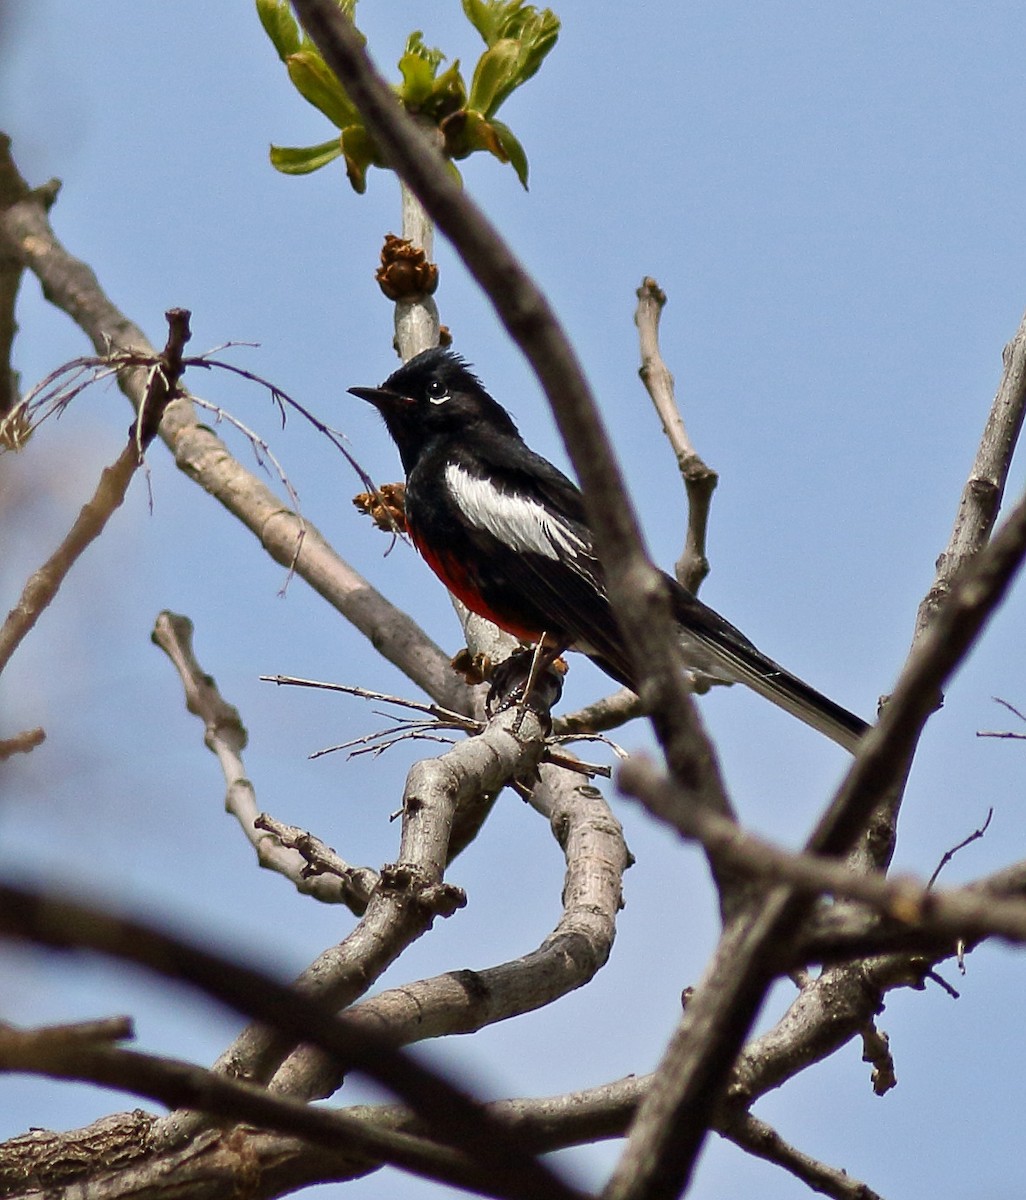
left=0, top=311, right=191, bottom=676
left=264, top=673, right=613, bottom=777
left=724, top=1111, right=884, bottom=1200
left=252, top=814, right=378, bottom=904
left=261, top=674, right=476, bottom=728
left=978, top=695, right=1026, bottom=740
left=993, top=696, right=1026, bottom=722
left=0, top=726, right=45, bottom=759
left=189, top=394, right=307, bottom=592
left=326, top=725, right=459, bottom=761
left=927, top=808, right=994, bottom=888
left=188, top=354, right=381, bottom=498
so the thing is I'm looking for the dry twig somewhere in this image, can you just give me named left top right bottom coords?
left=0, top=726, right=45, bottom=759
left=0, top=310, right=191, bottom=676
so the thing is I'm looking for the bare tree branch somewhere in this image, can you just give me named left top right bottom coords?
left=706, top=301, right=1026, bottom=1197
left=552, top=688, right=643, bottom=737
left=0, top=138, right=472, bottom=711
left=0, top=1016, right=134, bottom=1047
left=0, top=878, right=586, bottom=1200
left=619, top=754, right=1026, bottom=947
left=261, top=757, right=630, bottom=1104
left=914, top=304, right=1026, bottom=640
left=151, top=612, right=379, bottom=912
left=159, top=696, right=552, bottom=1141
left=723, top=1111, right=883, bottom=1200
left=634, top=277, right=718, bottom=594
left=607, top=468, right=1026, bottom=1199
left=0, top=132, right=37, bottom=422
left=927, top=807, right=994, bottom=888
left=0, top=1032, right=566, bottom=1200
left=0, top=722, right=629, bottom=1197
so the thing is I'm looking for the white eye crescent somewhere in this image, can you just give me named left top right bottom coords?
left=426, top=378, right=449, bottom=405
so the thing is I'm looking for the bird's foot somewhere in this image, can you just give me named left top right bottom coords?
left=486, top=646, right=567, bottom=733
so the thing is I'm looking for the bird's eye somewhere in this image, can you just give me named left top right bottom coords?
left=426, top=378, right=449, bottom=405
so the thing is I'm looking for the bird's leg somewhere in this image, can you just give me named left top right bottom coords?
left=521, top=636, right=553, bottom=711
left=486, top=635, right=567, bottom=731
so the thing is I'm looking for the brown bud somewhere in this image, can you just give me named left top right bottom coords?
left=375, top=233, right=439, bottom=301
left=352, top=482, right=407, bottom=533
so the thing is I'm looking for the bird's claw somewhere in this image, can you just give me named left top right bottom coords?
left=486, top=648, right=565, bottom=731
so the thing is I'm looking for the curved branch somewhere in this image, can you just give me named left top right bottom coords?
left=263, top=758, right=631, bottom=1102
left=159, top=700, right=553, bottom=1144
left=634, top=277, right=718, bottom=594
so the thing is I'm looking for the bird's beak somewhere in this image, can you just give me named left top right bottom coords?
left=348, top=385, right=399, bottom=409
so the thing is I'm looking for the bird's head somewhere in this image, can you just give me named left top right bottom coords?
left=349, top=347, right=519, bottom=473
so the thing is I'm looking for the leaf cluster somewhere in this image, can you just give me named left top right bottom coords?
left=256, top=0, right=559, bottom=191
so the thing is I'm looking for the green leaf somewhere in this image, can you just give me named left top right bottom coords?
left=468, top=40, right=520, bottom=117
left=491, top=119, right=529, bottom=188
left=403, top=30, right=445, bottom=73
left=340, top=124, right=385, bottom=193
left=398, top=36, right=440, bottom=108
left=286, top=49, right=361, bottom=129
left=513, top=9, right=559, bottom=86
left=256, top=0, right=301, bottom=61
left=269, top=139, right=344, bottom=175
left=461, top=0, right=502, bottom=45
left=462, top=0, right=559, bottom=56
left=464, top=5, right=559, bottom=115
left=521, top=12, right=560, bottom=84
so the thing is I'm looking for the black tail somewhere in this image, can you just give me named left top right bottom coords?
left=590, top=574, right=869, bottom=754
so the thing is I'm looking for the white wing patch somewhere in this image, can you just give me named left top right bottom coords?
left=445, top=463, right=589, bottom=562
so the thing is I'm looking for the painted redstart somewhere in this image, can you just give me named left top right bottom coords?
left=350, top=347, right=869, bottom=752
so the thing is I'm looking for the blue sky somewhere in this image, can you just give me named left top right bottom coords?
left=3, top=3, right=1026, bottom=1197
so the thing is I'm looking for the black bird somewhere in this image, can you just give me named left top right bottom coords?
left=350, top=347, right=868, bottom=752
